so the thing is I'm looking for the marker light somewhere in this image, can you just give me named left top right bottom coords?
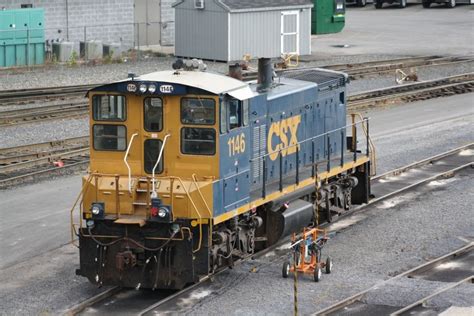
left=148, top=84, right=157, bottom=93
left=139, top=84, right=147, bottom=93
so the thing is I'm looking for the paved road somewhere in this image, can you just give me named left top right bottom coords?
left=311, top=5, right=474, bottom=57
left=0, top=93, right=472, bottom=270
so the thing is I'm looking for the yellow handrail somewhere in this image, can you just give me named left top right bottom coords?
left=351, top=113, right=377, bottom=176
left=192, top=174, right=212, bottom=218
left=70, top=173, right=94, bottom=244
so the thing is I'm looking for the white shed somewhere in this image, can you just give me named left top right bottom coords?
left=173, top=0, right=313, bottom=62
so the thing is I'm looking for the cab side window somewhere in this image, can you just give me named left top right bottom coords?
left=93, top=95, right=126, bottom=121
left=144, top=98, right=163, bottom=132
left=221, top=99, right=249, bottom=133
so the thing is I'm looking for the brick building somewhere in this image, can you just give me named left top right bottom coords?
left=1, top=0, right=175, bottom=48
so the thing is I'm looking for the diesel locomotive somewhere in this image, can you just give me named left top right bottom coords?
left=72, top=58, right=374, bottom=290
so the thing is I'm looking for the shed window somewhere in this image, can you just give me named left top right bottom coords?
left=92, top=95, right=126, bottom=121
left=181, top=128, right=216, bottom=155
left=93, top=125, right=127, bottom=151
left=144, top=139, right=163, bottom=174
left=181, top=98, right=215, bottom=125
left=144, top=98, right=163, bottom=132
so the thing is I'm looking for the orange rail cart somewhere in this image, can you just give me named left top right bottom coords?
left=282, top=227, right=332, bottom=282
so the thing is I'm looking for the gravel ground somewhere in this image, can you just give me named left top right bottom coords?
left=0, top=94, right=472, bottom=315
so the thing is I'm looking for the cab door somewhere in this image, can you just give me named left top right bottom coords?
left=219, top=97, right=251, bottom=213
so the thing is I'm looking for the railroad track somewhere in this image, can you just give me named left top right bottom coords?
left=347, top=73, right=474, bottom=110
left=1, top=56, right=472, bottom=127
left=2, top=72, right=472, bottom=128
left=0, top=102, right=88, bottom=127
left=315, top=243, right=473, bottom=315
left=63, top=143, right=474, bottom=315
left=242, top=55, right=474, bottom=81
left=0, top=83, right=98, bottom=103
left=0, top=136, right=89, bottom=189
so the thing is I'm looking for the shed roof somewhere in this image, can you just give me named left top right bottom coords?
left=173, top=0, right=313, bottom=12
left=219, top=0, right=313, bottom=10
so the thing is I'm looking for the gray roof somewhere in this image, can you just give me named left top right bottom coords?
left=219, top=0, right=313, bottom=10
left=173, top=0, right=313, bottom=11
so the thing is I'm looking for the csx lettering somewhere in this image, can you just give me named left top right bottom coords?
left=267, top=115, right=301, bottom=161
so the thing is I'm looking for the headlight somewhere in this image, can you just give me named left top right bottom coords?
left=148, top=84, right=156, bottom=93
left=139, top=84, right=147, bottom=93
left=336, top=3, right=343, bottom=9
left=91, top=206, right=101, bottom=215
left=158, top=207, right=168, bottom=218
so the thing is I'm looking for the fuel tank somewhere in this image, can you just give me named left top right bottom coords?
left=266, top=199, right=314, bottom=245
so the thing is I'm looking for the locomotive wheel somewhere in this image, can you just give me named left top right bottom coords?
left=375, top=0, right=383, bottom=8
left=325, top=257, right=333, bottom=274
left=422, top=0, right=431, bottom=7
left=282, top=261, right=291, bottom=278
left=446, top=0, right=455, bottom=7
left=399, top=0, right=407, bottom=8
left=314, top=267, right=322, bottom=282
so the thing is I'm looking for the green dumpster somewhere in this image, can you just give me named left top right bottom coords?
left=312, top=0, right=345, bottom=35
left=0, top=8, right=45, bottom=67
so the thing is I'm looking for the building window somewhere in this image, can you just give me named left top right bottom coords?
left=21, top=4, right=33, bottom=8
left=144, top=139, right=163, bottom=174
left=181, top=127, right=216, bottom=155
left=181, top=98, right=215, bottom=125
left=92, top=95, right=126, bottom=121
left=93, top=125, right=127, bottom=151
left=144, top=98, right=163, bottom=132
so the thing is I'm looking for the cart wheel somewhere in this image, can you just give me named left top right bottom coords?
left=325, top=257, right=333, bottom=274
left=282, top=261, right=291, bottom=278
left=314, top=266, right=322, bottom=282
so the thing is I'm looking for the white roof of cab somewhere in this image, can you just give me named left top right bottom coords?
left=134, top=70, right=255, bottom=100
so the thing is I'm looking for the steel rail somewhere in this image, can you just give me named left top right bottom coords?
left=314, top=243, right=474, bottom=316
left=0, top=103, right=88, bottom=127
left=390, top=275, right=474, bottom=316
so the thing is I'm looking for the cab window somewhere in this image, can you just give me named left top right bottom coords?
left=93, top=125, right=127, bottom=151
left=221, top=99, right=248, bottom=132
left=181, top=98, right=215, bottom=125
left=92, top=95, right=126, bottom=121
left=144, top=98, right=163, bottom=132
left=181, top=128, right=216, bottom=155
left=144, top=139, right=163, bottom=173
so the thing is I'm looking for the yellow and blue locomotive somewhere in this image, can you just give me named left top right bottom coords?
left=72, top=58, right=374, bottom=289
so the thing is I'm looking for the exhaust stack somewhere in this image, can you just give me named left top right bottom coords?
left=257, top=58, right=273, bottom=92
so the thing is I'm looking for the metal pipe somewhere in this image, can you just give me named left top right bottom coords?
left=152, top=134, right=171, bottom=197
left=65, top=0, right=69, bottom=40
left=124, top=132, right=139, bottom=193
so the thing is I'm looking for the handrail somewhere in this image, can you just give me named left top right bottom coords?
left=192, top=173, right=212, bottom=218
left=151, top=133, right=171, bottom=198
left=352, top=113, right=377, bottom=176
left=124, top=132, right=139, bottom=193
left=70, top=173, right=94, bottom=244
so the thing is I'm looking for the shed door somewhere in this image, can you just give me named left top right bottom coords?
left=281, top=11, right=300, bottom=55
